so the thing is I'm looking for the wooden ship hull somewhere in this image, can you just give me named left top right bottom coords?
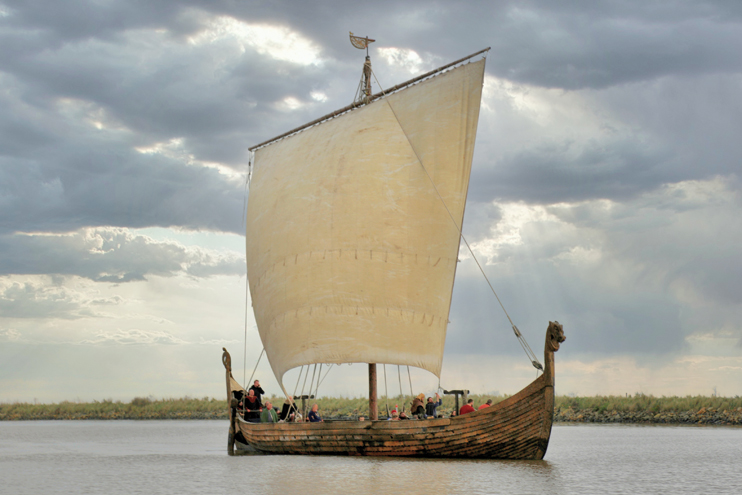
left=224, top=322, right=565, bottom=459
left=235, top=376, right=551, bottom=459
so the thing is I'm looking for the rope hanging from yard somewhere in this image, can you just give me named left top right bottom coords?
left=299, top=364, right=311, bottom=402
left=407, top=366, right=414, bottom=397
left=383, top=364, right=389, bottom=417
left=293, top=366, right=304, bottom=398
left=313, top=363, right=323, bottom=398
left=318, top=364, right=334, bottom=389
left=308, top=364, right=318, bottom=398
left=397, top=365, right=403, bottom=408
left=247, top=348, right=264, bottom=387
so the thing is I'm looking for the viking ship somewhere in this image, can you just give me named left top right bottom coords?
left=222, top=39, right=565, bottom=459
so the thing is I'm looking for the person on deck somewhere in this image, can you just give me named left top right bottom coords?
left=411, top=393, right=426, bottom=419
left=459, top=399, right=476, bottom=415
left=243, top=389, right=262, bottom=423
left=260, top=402, right=278, bottom=423
left=478, top=399, right=493, bottom=410
left=307, top=404, right=323, bottom=422
left=388, top=411, right=400, bottom=421
left=279, top=396, right=299, bottom=422
left=426, top=393, right=442, bottom=418
left=249, top=380, right=265, bottom=407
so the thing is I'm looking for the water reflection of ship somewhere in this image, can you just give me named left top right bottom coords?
left=222, top=38, right=565, bottom=458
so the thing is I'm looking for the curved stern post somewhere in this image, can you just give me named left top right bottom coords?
left=222, top=348, right=236, bottom=456
left=535, top=321, right=566, bottom=459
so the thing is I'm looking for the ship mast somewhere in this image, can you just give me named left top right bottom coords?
left=350, top=32, right=376, bottom=105
left=350, top=31, right=379, bottom=419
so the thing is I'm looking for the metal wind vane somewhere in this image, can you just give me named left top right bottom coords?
left=350, top=32, right=376, bottom=104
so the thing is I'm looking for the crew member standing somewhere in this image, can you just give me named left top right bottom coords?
left=249, top=380, right=265, bottom=407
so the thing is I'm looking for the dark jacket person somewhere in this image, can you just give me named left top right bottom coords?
left=249, top=380, right=265, bottom=406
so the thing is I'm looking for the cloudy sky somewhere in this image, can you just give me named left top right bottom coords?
left=1, top=0, right=740, bottom=403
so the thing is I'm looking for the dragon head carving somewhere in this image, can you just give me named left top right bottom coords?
left=546, top=321, right=566, bottom=352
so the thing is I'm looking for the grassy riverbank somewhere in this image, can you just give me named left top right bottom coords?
left=554, top=395, right=742, bottom=425
left=2, top=394, right=741, bottom=424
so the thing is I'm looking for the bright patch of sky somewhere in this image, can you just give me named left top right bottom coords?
left=377, top=47, right=425, bottom=74
left=133, top=227, right=244, bottom=253
left=135, top=139, right=244, bottom=181
left=310, top=91, right=328, bottom=102
left=466, top=202, right=566, bottom=262
left=277, top=96, right=303, bottom=111
left=189, top=16, right=323, bottom=66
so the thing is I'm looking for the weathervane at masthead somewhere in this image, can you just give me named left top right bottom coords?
left=350, top=32, right=376, bottom=104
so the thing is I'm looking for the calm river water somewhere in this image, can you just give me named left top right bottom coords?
left=1, top=421, right=740, bottom=494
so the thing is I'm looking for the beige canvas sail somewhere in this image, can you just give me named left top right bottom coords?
left=247, top=59, right=486, bottom=387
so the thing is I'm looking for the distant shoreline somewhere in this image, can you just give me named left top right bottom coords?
left=2, top=395, right=741, bottom=425
left=554, top=408, right=742, bottom=426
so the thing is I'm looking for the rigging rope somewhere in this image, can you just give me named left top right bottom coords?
left=299, top=363, right=311, bottom=401
left=308, top=364, right=318, bottom=398
left=397, top=365, right=403, bottom=410
left=247, top=348, right=264, bottom=387
left=303, top=364, right=317, bottom=417
left=407, top=366, right=414, bottom=397
left=396, top=365, right=402, bottom=396
left=383, top=364, right=389, bottom=417
left=318, top=364, right=334, bottom=388
left=292, top=366, right=304, bottom=398
left=242, top=154, right=252, bottom=229
left=242, top=153, right=254, bottom=385
left=313, top=363, right=323, bottom=398
left=243, top=284, right=249, bottom=385
left=379, top=68, right=543, bottom=371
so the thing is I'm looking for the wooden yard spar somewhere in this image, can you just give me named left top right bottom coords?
left=223, top=44, right=566, bottom=458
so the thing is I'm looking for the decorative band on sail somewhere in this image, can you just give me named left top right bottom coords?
left=249, top=249, right=457, bottom=290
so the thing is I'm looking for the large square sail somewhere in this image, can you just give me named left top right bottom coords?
left=247, top=59, right=486, bottom=387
